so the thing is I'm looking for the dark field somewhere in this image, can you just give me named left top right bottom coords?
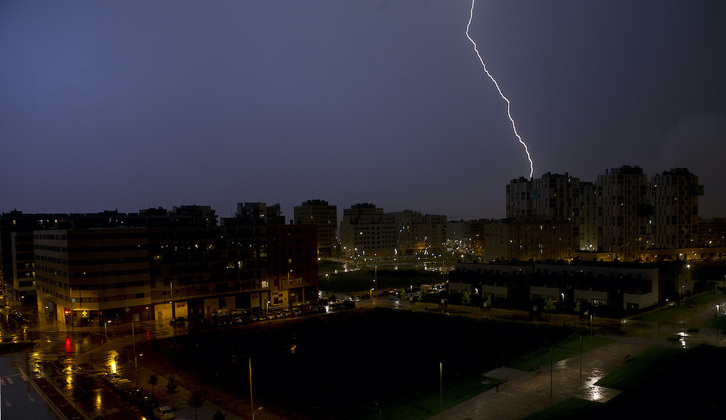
left=140, top=308, right=573, bottom=419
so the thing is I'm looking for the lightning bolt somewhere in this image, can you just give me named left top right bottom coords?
left=466, top=0, right=534, bottom=179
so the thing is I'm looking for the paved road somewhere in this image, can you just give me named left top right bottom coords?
left=0, top=355, right=59, bottom=419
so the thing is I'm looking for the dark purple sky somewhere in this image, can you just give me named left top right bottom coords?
left=2, top=1, right=725, bottom=220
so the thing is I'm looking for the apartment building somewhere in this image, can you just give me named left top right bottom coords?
left=482, top=219, right=573, bottom=262
left=294, top=199, right=337, bottom=256
left=34, top=228, right=152, bottom=326
left=28, top=204, right=318, bottom=326
left=339, top=203, right=396, bottom=257
left=506, top=173, right=597, bottom=251
left=389, top=210, right=447, bottom=255
left=597, top=166, right=651, bottom=255
left=0, top=211, right=71, bottom=304
left=649, top=168, right=702, bottom=249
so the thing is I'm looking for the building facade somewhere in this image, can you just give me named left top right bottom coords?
left=294, top=200, right=337, bottom=256
left=597, top=166, right=651, bottom=255
left=649, top=168, right=702, bottom=249
left=29, top=205, right=319, bottom=327
left=340, top=203, right=396, bottom=257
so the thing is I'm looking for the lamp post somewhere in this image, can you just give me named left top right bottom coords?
left=439, top=361, right=443, bottom=420
left=132, top=319, right=138, bottom=386
left=249, top=357, right=255, bottom=420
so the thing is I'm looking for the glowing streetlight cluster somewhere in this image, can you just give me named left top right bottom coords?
left=466, top=0, right=535, bottom=179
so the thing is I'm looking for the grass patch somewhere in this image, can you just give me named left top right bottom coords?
left=595, top=346, right=681, bottom=391
left=361, top=376, right=496, bottom=420
left=635, top=305, right=689, bottom=323
left=686, top=292, right=720, bottom=305
left=145, top=308, right=574, bottom=419
left=509, top=335, right=615, bottom=372
left=318, top=259, right=345, bottom=275
left=318, top=268, right=441, bottom=294
left=522, top=397, right=602, bottom=420
left=699, top=315, right=726, bottom=330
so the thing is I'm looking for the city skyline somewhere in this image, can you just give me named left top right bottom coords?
left=2, top=1, right=725, bottom=219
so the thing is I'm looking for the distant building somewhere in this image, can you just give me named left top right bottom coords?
left=389, top=210, right=447, bottom=255
left=597, top=166, right=651, bottom=255
left=449, top=260, right=675, bottom=313
left=482, top=219, right=573, bottom=262
left=294, top=200, right=337, bottom=256
left=506, top=173, right=597, bottom=251
left=340, top=203, right=396, bottom=257
left=235, top=202, right=285, bottom=225
left=649, top=168, right=702, bottom=249
left=447, top=220, right=472, bottom=255
left=169, top=205, right=218, bottom=226
left=470, top=219, right=497, bottom=256
left=698, top=218, right=726, bottom=248
left=505, top=177, right=532, bottom=219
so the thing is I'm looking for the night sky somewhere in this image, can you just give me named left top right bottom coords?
left=2, top=1, right=725, bottom=220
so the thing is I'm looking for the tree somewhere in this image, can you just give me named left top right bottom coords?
left=418, top=288, right=427, bottom=303
left=166, top=377, right=179, bottom=409
left=148, top=374, right=158, bottom=397
left=461, top=290, right=471, bottom=305
left=399, top=288, right=406, bottom=299
left=543, top=298, right=556, bottom=319
left=187, top=388, right=206, bottom=420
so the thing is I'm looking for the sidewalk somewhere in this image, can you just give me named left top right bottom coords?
left=428, top=340, right=647, bottom=420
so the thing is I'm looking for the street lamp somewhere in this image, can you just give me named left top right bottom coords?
left=717, top=305, right=720, bottom=344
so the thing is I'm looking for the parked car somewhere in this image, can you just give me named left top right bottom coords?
left=112, top=378, right=133, bottom=392
left=231, top=308, right=246, bottom=316
left=102, top=372, right=120, bottom=384
left=169, top=317, right=185, bottom=326
left=153, top=406, right=175, bottom=419
left=141, top=394, right=158, bottom=409
left=127, top=387, right=144, bottom=403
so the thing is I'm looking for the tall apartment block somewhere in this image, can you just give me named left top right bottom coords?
left=294, top=200, right=337, bottom=256
left=505, top=173, right=597, bottom=251
left=649, top=168, right=703, bottom=249
left=505, top=177, right=532, bottom=219
left=597, top=166, right=651, bottom=254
